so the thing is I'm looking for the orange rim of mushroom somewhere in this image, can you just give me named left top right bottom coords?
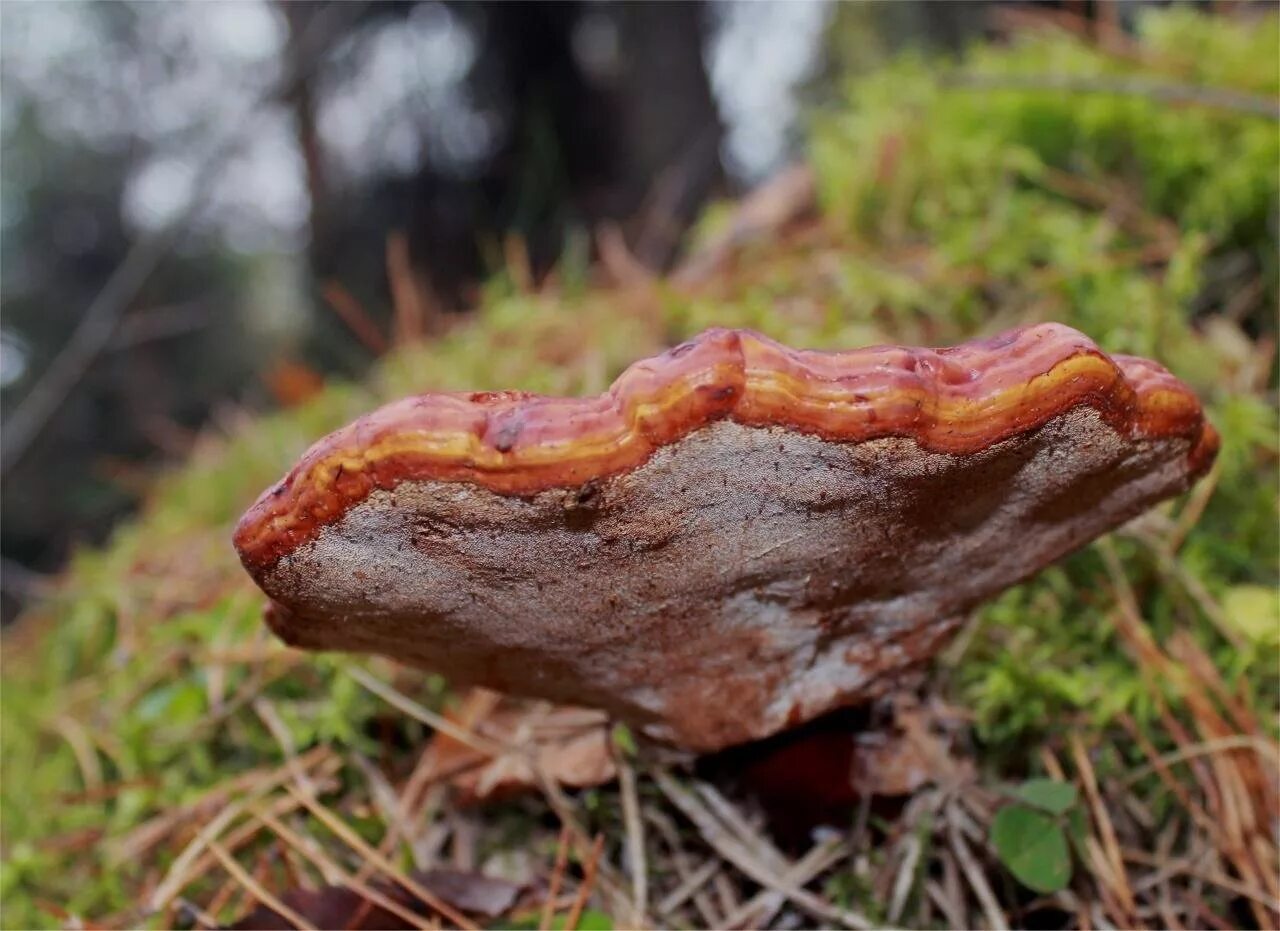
left=234, top=324, right=1219, bottom=570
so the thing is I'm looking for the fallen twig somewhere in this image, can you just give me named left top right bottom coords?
left=653, top=769, right=880, bottom=930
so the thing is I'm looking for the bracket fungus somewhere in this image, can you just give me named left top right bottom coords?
left=234, top=324, right=1217, bottom=752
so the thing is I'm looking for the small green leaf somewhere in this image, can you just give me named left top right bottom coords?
left=571, top=910, right=614, bottom=931
left=518, top=910, right=614, bottom=931
left=611, top=723, right=636, bottom=757
left=1222, top=585, right=1280, bottom=646
left=991, top=805, right=1073, bottom=893
left=1011, top=778, right=1079, bottom=815
left=1066, top=806, right=1090, bottom=859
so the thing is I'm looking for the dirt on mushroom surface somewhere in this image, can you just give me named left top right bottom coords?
left=2, top=9, right=1278, bottom=930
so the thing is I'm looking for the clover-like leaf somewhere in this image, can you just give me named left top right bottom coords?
left=1011, top=778, right=1079, bottom=815
left=991, top=804, right=1073, bottom=893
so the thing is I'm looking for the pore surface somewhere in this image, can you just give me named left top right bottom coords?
left=256, top=409, right=1204, bottom=751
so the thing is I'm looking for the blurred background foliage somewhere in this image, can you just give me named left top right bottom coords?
left=2, top=0, right=836, bottom=619
left=1, top=3, right=1277, bottom=929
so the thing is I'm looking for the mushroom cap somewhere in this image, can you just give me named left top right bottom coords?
left=234, top=324, right=1216, bottom=751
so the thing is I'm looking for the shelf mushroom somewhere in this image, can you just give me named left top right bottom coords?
left=234, top=324, right=1217, bottom=752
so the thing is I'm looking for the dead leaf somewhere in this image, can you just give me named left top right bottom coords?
left=263, top=358, right=325, bottom=407
left=851, top=694, right=964, bottom=797
left=422, top=689, right=616, bottom=804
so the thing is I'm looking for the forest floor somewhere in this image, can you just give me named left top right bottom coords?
left=3, top=9, right=1278, bottom=930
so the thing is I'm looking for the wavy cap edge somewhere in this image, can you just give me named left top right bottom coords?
left=233, top=324, right=1216, bottom=571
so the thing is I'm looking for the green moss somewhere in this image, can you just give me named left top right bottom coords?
left=3, top=10, right=1277, bottom=927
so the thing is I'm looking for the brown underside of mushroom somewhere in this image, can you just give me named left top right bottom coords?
left=254, top=405, right=1207, bottom=751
